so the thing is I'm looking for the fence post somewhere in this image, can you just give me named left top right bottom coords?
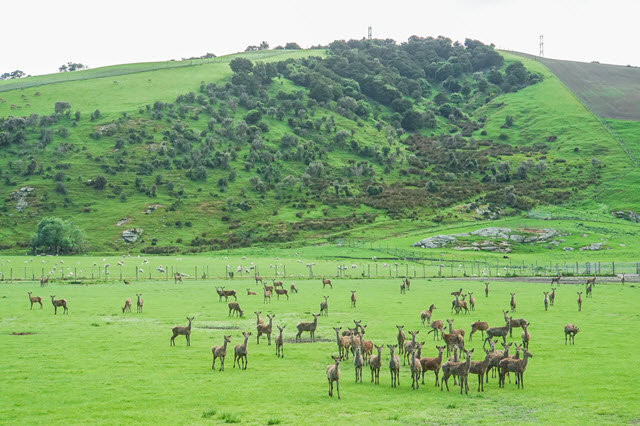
left=284, top=265, right=286, bottom=278
left=612, top=262, right=615, bottom=275
left=136, top=267, right=139, bottom=280
left=423, top=264, right=426, bottom=278
left=195, top=266, right=198, bottom=280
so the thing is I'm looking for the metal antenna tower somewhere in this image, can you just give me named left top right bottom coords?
left=368, top=26, right=372, bottom=40
left=539, top=35, right=544, bottom=57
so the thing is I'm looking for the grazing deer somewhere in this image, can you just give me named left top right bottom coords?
left=549, top=287, right=556, bottom=306
left=353, top=345, right=364, bottom=383
left=564, top=323, right=580, bottom=344
left=468, top=349, right=492, bottom=392
left=320, top=296, right=329, bottom=316
left=170, top=317, right=194, bottom=346
left=543, top=291, right=549, bottom=311
left=123, top=280, right=130, bottom=285
left=255, top=275, right=263, bottom=285
left=387, top=344, right=400, bottom=388
left=256, top=314, right=274, bottom=345
left=275, top=325, right=286, bottom=358
left=322, top=277, right=332, bottom=289
left=263, top=287, right=272, bottom=304
left=441, top=348, right=474, bottom=394
left=403, top=331, right=420, bottom=365
left=28, top=292, right=43, bottom=309
left=586, top=282, right=592, bottom=298
left=369, top=345, right=383, bottom=384
left=136, top=293, right=143, bottom=313
left=420, top=345, right=446, bottom=386
left=420, top=304, right=436, bottom=327
left=334, top=327, right=351, bottom=360
left=122, top=298, right=132, bottom=313
left=499, top=349, right=533, bottom=389
left=350, top=290, right=357, bottom=308
left=510, top=293, right=517, bottom=312
left=211, top=335, right=231, bottom=371
left=254, top=311, right=264, bottom=326
left=246, top=288, right=257, bottom=295
left=228, top=302, right=243, bottom=317
left=290, top=283, right=298, bottom=293
left=272, top=279, right=283, bottom=289
left=427, top=319, right=444, bottom=340
left=577, top=291, right=583, bottom=311
left=400, top=280, right=406, bottom=294
left=468, top=292, right=475, bottom=311
left=484, top=322, right=510, bottom=347
left=521, top=322, right=531, bottom=349
left=326, top=355, right=342, bottom=399
left=586, top=274, right=597, bottom=287
left=551, top=274, right=561, bottom=285
left=50, top=295, right=68, bottom=315
left=469, top=321, right=489, bottom=342
left=233, top=332, right=251, bottom=370
left=396, top=325, right=406, bottom=353
left=174, top=273, right=182, bottom=284
left=296, top=314, right=319, bottom=342
left=484, top=282, right=489, bottom=297
left=40, top=276, right=49, bottom=287
left=274, top=287, right=289, bottom=300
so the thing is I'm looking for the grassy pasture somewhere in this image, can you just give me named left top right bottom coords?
left=1, top=274, right=638, bottom=424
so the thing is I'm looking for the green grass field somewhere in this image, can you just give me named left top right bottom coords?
left=1, top=275, right=638, bottom=424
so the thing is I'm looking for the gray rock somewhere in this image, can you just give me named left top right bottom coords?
left=509, top=234, right=525, bottom=243
left=563, top=247, right=574, bottom=251
left=579, top=243, right=604, bottom=251
left=15, top=198, right=28, bottom=211
left=453, top=246, right=479, bottom=251
left=412, top=235, right=457, bottom=249
left=122, top=228, right=143, bottom=243
left=471, top=227, right=511, bottom=238
left=612, top=210, right=640, bottom=223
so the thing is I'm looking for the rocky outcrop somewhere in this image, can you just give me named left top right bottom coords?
left=412, top=235, right=457, bottom=248
left=579, top=243, right=604, bottom=251
left=122, top=228, right=143, bottom=243
left=11, top=186, right=35, bottom=211
left=612, top=210, right=640, bottom=223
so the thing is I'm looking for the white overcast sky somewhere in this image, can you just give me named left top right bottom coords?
left=2, top=0, right=639, bottom=76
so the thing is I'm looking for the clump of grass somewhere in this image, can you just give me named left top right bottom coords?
left=201, top=409, right=216, bottom=419
left=219, top=412, right=240, bottom=423
left=267, top=419, right=281, bottom=425
left=447, top=404, right=457, bottom=409
left=388, top=414, right=400, bottom=421
left=90, top=323, right=100, bottom=327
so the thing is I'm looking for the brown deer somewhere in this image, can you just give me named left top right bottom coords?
left=348, top=331, right=361, bottom=358
left=451, top=288, right=463, bottom=298
left=322, top=277, right=332, bottom=289
left=40, top=276, right=49, bottom=287
left=122, top=298, right=132, bottom=313
left=215, top=287, right=225, bottom=302
left=350, top=290, right=357, bottom=308
left=484, top=321, right=510, bottom=347
left=369, top=344, right=383, bottom=384
left=403, top=331, right=420, bottom=365
left=441, top=348, right=474, bottom=394
left=620, top=273, right=625, bottom=285
left=290, top=283, right=298, bottom=293
left=446, top=318, right=466, bottom=340
left=123, top=280, right=130, bottom=285
left=233, top=332, right=251, bottom=369
left=396, top=325, right=406, bottom=353
left=521, top=322, right=531, bottom=349
left=254, top=311, right=264, bottom=326
left=320, top=296, right=329, bottom=316
left=263, top=287, right=272, bottom=304
left=427, top=319, right=444, bottom=340
left=551, top=274, right=561, bottom=285
left=577, top=291, right=583, bottom=311
left=510, top=293, right=517, bottom=312
left=400, top=280, right=406, bottom=294
left=274, top=287, right=289, bottom=300
left=28, top=292, right=43, bottom=309
left=353, top=345, right=364, bottom=383
left=499, top=348, right=533, bottom=389
left=272, top=279, right=284, bottom=289
left=255, top=275, right=263, bottom=285
left=440, top=328, right=463, bottom=358
left=468, top=349, right=492, bottom=391
left=468, top=292, right=475, bottom=311
left=469, top=321, right=489, bottom=342
left=256, top=314, right=274, bottom=345
left=387, top=344, right=400, bottom=388
left=503, top=310, right=527, bottom=337
left=586, top=274, right=597, bottom=287
left=275, top=325, right=286, bottom=358
left=221, top=288, right=237, bottom=301
left=410, top=345, right=423, bottom=390
left=420, top=304, right=436, bottom=327
left=50, top=295, right=68, bottom=315
left=484, top=282, right=489, bottom=297
left=404, top=278, right=411, bottom=291
left=228, top=302, right=243, bottom=317
left=333, top=327, right=351, bottom=360
left=485, top=341, right=512, bottom=382
left=174, top=273, right=182, bottom=284
left=543, top=291, right=549, bottom=311
left=264, top=283, right=274, bottom=292
left=296, top=314, right=319, bottom=342
left=170, top=317, right=194, bottom=346
left=246, top=288, right=257, bottom=296
left=564, top=323, right=580, bottom=344
left=211, top=335, right=231, bottom=371
left=420, top=345, right=446, bottom=385
left=136, top=293, right=143, bottom=313
left=586, top=282, right=592, bottom=298
left=326, top=355, right=342, bottom=399
left=549, top=287, right=556, bottom=306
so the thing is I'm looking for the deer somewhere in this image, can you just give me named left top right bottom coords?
left=577, top=291, right=583, bottom=311
left=122, top=298, right=132, bottom=313
left=441, top=348, right=474, bottom=394
left=256, top=314, right=274, bottom=345
left=440, top=328, right=463, bottom=358
left=50, top=295, right=68, bottom=315
left=510, top=293, right=517, bottom=312
left=451, top=288, right=463, bottom=298
left=255, top=275, right=263, bottom=285
left=123, top=280, right=130, bottom=285
left=564, top=323, right=580, bottom=344
left=469, top=321, right=489, bottom=342
left=263, top=287, right=272, bottom=304
left=215, top=287, right=225, bottom=302
left=503, top=310, right=527, bottom=337
left=586, top=282, right=592, bottom=298
left=446, top=318, right=466, bottom=341
left=290, top=283, right=298, bottom=293
left=369, top=344, right=383, bottom=384
left=543, top=291, right=549, bottom=311
left=420, top=304, right=436, bottom=327
left=549, top=287, right=556, bottom=306
left=468, top=292, right=475, bottom=311
left=333, top=327, right=351, bottom=360
left=499, top=348, right=533, bottom=389
left=28, top=292, right=43, bottom=309
left=427, top=319, right=444, bottom=340
left=484, top=321, right=510, bottom=347
left=387, top=344, right=400, bottom=388
left=254, top=311, right=264, bottom=327
left=586, top=273, right=597, bottom=287
left=320, top=296, right=329, bottom=316
left=322, top=277, right=332, bottom=289
left=233, top=332, right=251, bottom=370
left=348, top=331, right=361, bottom=358
left=136, top=293, right=143, bottom=313
left=360, top=333, right=374, bottom=365
left=350, top=290, right=357, bottom=308
left=486, top=342, right=514, bottom=382
left=420, top=345, right=446, bottom=386
left=274, top=287, right=289, bottom=300
left=484, top=282, right=489, bottom=297
left=396, top=325, right=406, bottom=354
left=221, top=288, right=237, bottom=301
left=353, top=345, right=364, bottom=383
left=410, top=345, right=423, bottom=390
left=326, top=355, right=342, bottom=399
left=174, top=273, right=182, bottom=284
left=452, top=294, right=468, bottom=315
left=353, top=319, right=365, bottom=335
left=468, top=349, right=492, bottom=392
left=296, top=314, right=319, bottom=342
left=521, top=322, right=531, bottom=349
left=40, top=276, right=49, bottom=287
left=246, top=288, right=257, bottom=296
left=403, top=331, right=420, bottom=365
left=211, top=335, right=231, bottom=371
left=170, top=317, right=194, bottom=346
left=404, top=278, right=411, bottom=291
left=551, top=274, right=561, bottom=285
left=228, top=302, right=243, bottom=317
left=272, top=279, right=284, bottom=289
left=275, top=325, right=286, bottom=358
left=620, top=273, right=625, bottom=285
left=400, top=280, right=406, bottom=294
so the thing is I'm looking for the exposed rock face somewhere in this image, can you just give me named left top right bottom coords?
left=471, top=227, right=511, bottom=238
left=115, top=218, right=131, bottom=227
left=11, top=187, right=35, bottom=211
left=412, top=235, right=457, bottom=248
left=563, top=247, right=574, bottom=251
left=122, top=228, right=143, bottom=243
left=612, top=210, right=640, bottom=223
left=579, top=243, right=604, bottom=251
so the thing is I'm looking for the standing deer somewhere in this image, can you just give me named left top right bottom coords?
left=40, top=276, right=50, bottom=287
left=441, top=348, right=474, bottom=394
left=274, top=287, right=289, bottom=300
left=427, top=319, right=444, bottom=340
left=350, top=290, right=357, bottom=308
left=320, top=296, right=329, bottom=316
left=326, top=355, right=342, bottom=399
left=510, top=293, right=517, bottom=312
left=296, top=314, right=319, bottom=342
left=543, top=291, right=549, bottom=311
left=275, top=325, right=286, bottom=358
left=255, top=275, right=263, bottom=285
left=28, top=292, right=43, bottom=309
left=586, top=282, right=592, bottom=298
left=451, top=288, right=463, bottom=298
left=484, top=282, right=489, bottom=297
left=263, top=286, right=272, bottom=304
left=521, top=322, right=531, bottom=349
left=410, top=346, right=423, bottom=390
left=549, top=287, right=556, bottom=306
left=586, top=274, right=597, bottom=287
left=468, top=349, right=492, bottom=392
left=50, top=295, right=68, bottom=315
left=333, top=327, right=351, bottom=360
left=403, top=331, right=419, bottom=365
left=499, top=349, right=533, bottom=389
left=551, top=274, right=561, bottom=285
left=400, top=280, right=406, bottom=294
left=387, top=344, right=400, bottom=388
left=620, top=273, right=625, bottom=285
left=254, top=311, right=264, bottom=326
left=468, top=292, right=475, bottom=311
left=122, top=298, right=132, bottom=313
left=396, top=325, right=406, bottom=353
left=420, top=345, right=446, bottom=386
left=353, top=345, right=364, bottom=383
left=136, top=293, right=143, bottom=313
left=577, top=291, right=583, bottom=311
left=233, top=332, right=251, bottom=369
left=211, top=335, right=231, bottom=371
left=174, top=274, right=182, bottom=284
left=440, top=328, right=463, bottom=358
left=446, top=318, right=466, bottom=341
left=484, top=322, right=510, bottom=347
left=564, top=323, right=580, bottom=344
left=469, top=321, right=489, bottom=342
left=256, top=314, right=274, bottom=345
left=170, top=317, right=194, bottom=346
left=504, top=310, right=527, bottom=337
left=322, top=277, right=332, bottom=289
left=272, top=279, right=283, bottom=289
left=404, top=278, right=411, bottom=291
left=420, top=304, right=436, bottom=327
left=369, top=344, right=383, bottom=384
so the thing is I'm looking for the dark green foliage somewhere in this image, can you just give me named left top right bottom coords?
left=229, top=58, right=254, bottom=74
left=31, top=217, right=87, bottom=254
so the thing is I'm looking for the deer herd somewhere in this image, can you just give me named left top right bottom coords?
left=24, top=271, right=608, bottom=400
